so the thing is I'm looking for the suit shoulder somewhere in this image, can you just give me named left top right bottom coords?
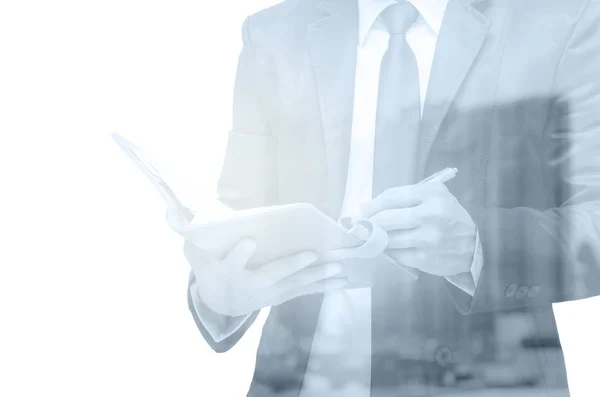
left=523, top=0, right=597, bottom=20
left=248, top=0, right=318, bottom=20
left=513, top=0, right=599, bottom=44
left=242, top=0, right=320, bottom=46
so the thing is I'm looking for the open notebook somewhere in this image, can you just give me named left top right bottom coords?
left=111, top=133, right=419, bottom=284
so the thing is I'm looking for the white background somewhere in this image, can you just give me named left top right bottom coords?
left=0, top=1, right=598, bottom=396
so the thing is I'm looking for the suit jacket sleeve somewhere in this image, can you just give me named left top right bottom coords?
left=451, top=0, right=600, bottom=315
left=187, top=271, right=261, bottom=353
left=187, top=15, right=279, bottom=350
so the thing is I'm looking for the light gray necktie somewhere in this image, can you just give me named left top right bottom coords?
left=371, top=2, right=422, bottom=394
left=372, top=1, right=421, bottom=196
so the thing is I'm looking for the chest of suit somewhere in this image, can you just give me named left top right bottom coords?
left=253, top=0, right=576, bottom=219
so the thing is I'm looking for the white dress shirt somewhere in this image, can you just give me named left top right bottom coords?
left=190, top=0, right=483, bottom=395
left=301, top=0, right=483, bottom=395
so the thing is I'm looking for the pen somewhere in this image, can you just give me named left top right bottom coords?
left=419, top=167, right=458, bottom=184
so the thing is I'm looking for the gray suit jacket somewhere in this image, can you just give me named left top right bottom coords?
left=187, top=0, right=600, bottom=395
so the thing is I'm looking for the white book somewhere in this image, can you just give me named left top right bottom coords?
left=111, top=133, right=419, bottom=284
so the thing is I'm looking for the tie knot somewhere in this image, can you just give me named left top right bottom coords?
left=381, top=1, right=419, bottom=35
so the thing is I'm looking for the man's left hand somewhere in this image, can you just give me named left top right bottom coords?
left=361, top=182, right=476, bottom=277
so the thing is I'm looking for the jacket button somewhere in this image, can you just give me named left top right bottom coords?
left=435, top=347, right=453, bottom=367
left=528, top=285, right=540, bottom=298
left=516, top=286, right=530, bottom=299
left=505, top=284, right=518, bottom=298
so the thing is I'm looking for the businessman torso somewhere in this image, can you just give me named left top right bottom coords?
left=212, top=0, right=600, bottom=395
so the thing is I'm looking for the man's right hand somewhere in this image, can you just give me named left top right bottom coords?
left=183, top=239, right=349, bottom=318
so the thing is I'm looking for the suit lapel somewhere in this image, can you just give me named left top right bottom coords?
left=308, top=0, right=359, bottom=219
left=418, top=0, right=491, bottom=175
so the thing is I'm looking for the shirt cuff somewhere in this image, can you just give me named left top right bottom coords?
left=445, top=230, right=484, bottom=297
left=189, top=282, right=252, bottom=343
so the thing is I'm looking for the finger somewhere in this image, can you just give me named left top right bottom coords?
left=361, top=182, right=448, bottom=218
left=223, top=238, right=257, bottom=271
left=273, top=278, right=350, bottom=306
left=369, top=205, right=426, bottom=231
left=252, top=251, right=319, bottom=286
left=269, top=262, right=344, bottom=291
left=387, top=226, right=439, bottom=249
left=361, top=184, right=429, bottom=218
left=387, top=248, right=427, bottom=269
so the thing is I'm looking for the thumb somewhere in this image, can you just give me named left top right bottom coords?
left=224, top=238, right=257, bottom=271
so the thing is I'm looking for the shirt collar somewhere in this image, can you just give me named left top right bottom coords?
left=358, top=0, right=449, bottom=45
